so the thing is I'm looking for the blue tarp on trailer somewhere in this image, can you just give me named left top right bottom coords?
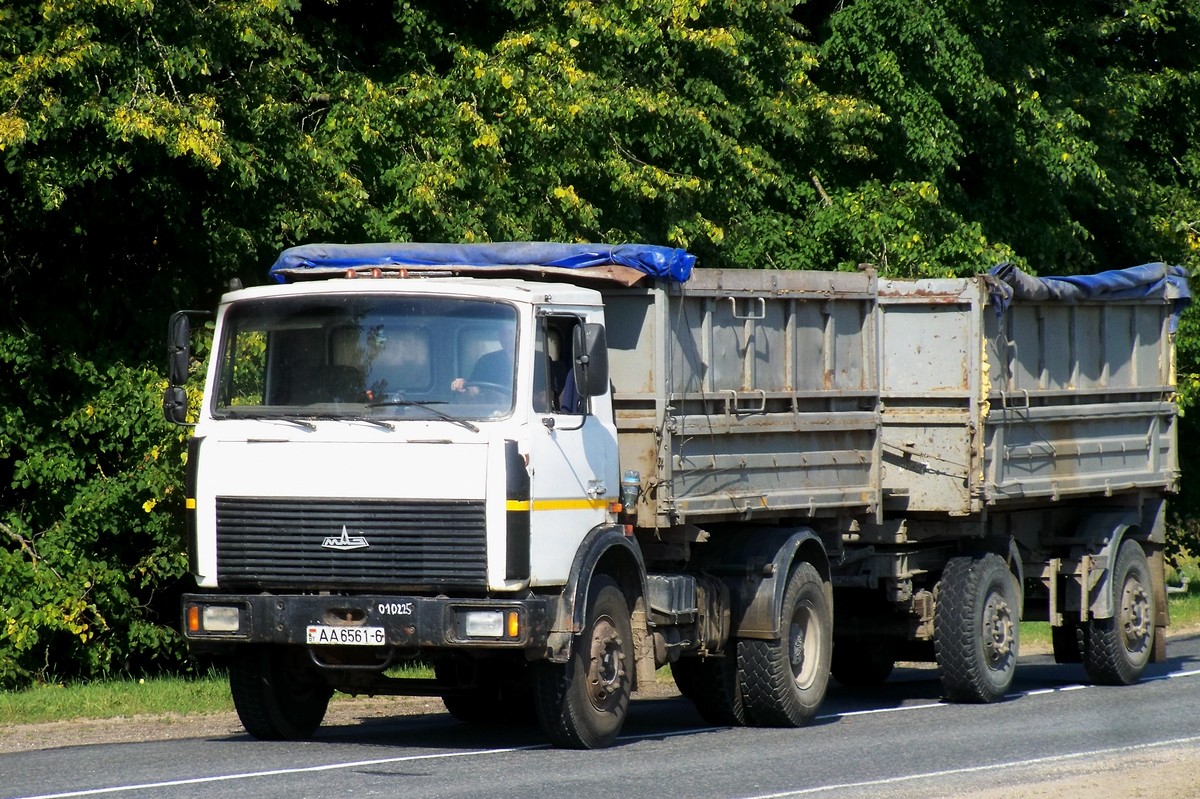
left=269, top=242, right=697, bottom=284
left=989, top=262, right=1191, bottom=328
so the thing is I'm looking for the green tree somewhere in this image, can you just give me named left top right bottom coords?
left=0, top=0, right=337, bottom=683
left=2, top=0, right=1200, bottom=686
left=812, top=0, right=1200, bottom=276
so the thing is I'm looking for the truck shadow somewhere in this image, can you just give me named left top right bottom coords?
left=273, top=631, right=1200, bottom=751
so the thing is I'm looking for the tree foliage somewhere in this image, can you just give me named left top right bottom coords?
left=2, top=0, right=1199, bottom=686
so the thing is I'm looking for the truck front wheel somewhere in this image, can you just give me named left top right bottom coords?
left=737, top=562, right=832, bottom=727
left=1081, top=539, right=1155, bottom=685
left=534, top=575, right=633, bottom=748
left=229, top=645, right=333, bottom=740
left=934, top=553, right=1019, bottom=703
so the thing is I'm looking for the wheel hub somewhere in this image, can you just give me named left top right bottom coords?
left=1120, top=578, right=1151, bottom=652
left=587, top=616, right=626, bottom=712
left=983, top=594, right=1015, bottom=669
left=789, top=604, right=819, bottom=690
left=790, top=625, right=806, bottom=669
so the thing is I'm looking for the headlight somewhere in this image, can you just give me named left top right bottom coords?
left=455, top=609, right=522, bottom=640
left=187, top=604, right=242, bottom=633
left=462, top=610, right=504, bottom=638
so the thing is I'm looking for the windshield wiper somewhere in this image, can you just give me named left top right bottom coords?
left=226, top=409, right=394, bottom=431
left=297, top=412, right=396, bottom=431
left=368, top=399, right=480, bottom=433
left=218, top=410, right=316, bottom=429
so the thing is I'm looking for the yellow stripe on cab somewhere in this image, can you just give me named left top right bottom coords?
left=505, top=498, right=608, bottom=512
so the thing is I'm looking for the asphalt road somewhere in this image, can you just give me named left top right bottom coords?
left=5, top=634, right=1200, bottom=799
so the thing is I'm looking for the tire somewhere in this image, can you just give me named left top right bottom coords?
left=831, top=636, right=896, bottom=687
left=437, top=659, right=536, bottom=726
left=671, top=652, right=748, bottom=726
left=534, top=575, right=633, bottom=748
left=1081, top=540, right=1155, bottom=686
left=737, top=562, right=832, bottom=727
left=229, top=646, right=333, bottom=740
left=934, top=553, right=1020, bottom=703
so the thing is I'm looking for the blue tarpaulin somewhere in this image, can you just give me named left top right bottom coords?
left=988, top=262, right=1191, bottom=329
left=269, top=242, right=696, bottom=284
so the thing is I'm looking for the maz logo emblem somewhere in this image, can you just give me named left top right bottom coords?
left=322, top=526, right=370, bottom=551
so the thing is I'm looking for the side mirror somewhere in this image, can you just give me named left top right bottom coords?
left=164, top=311, right=198, bottom=425
left=167, top=312, right=192, bottom=387
left=571, top=323, right=609, bottom=399
left=163, top=386, right=189, bottom=425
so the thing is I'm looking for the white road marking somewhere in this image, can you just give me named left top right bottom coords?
left=10, top=747, right=534, bottom=799
left=730, top=734, right=1200, bottom=798
left=1023, top=684, right=1086, bottom=697
left=10, top=665, right=1200, bottom=799
left=1156, top=666, right=1200, bottom=681
left=818, top=701, right=944, bottom=720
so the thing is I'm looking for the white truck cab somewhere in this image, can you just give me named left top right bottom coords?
left=188, top=277, right=617, bottom=594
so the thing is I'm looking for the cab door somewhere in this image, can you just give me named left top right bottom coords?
left=525, top=314, right=618, bottom=586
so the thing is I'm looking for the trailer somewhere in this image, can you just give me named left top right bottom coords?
left=832, top=266, right=1185, bottom=700
left=165, top=244, right=1187, bottom=746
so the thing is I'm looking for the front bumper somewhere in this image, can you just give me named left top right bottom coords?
left=181, top=592, right=555, bottom=655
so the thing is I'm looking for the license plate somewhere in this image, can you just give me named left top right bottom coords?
left=306, top=625, right=387, bottom=646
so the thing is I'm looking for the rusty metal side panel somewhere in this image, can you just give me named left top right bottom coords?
left=877, top=276, right=1179, bottom=514
left=605, top=269, right=882, bottom=527
left=996, top=300, right=1173, bottom=394
left=983, top=402, right=1178, bottom=501
left=982, top=297, right=1179, bottom=502
left=605, top=288, right=664, bottom=526
left=877, top=278, right=983, bottom=514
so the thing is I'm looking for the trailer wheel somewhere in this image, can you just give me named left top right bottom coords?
left=1081, top=540, right=1155, bottom=686
left=935, top=553, right=1019, bottom=703
left=671, top=651, right=748, bottom=726
left=534, top=575, right=632, bottom=748
left=737, top=562, right=831, bottom=727
left=831, top=636, right=896, bottom=687
left=229, top=646, right=333, bottom=740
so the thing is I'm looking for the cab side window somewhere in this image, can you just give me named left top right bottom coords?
left=535, top=317, right=580, bottom=414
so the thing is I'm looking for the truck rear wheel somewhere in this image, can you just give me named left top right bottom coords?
left=671, top=651, right=748, bottom=726
left=737, top=562, right=831, bottom=727
left=1081, top=539, right=1155, bottom=685
left=534, top=575, right=632, bottom=748
left=934, top=553, right=1019, bottom=703
left=229, top=645, right=333, bottom=740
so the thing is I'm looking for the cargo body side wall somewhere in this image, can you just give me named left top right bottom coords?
left=877, top=276, right=1178, bottom=516
left=605, top=269, right=881, bottom=537
left=983, top=296, right=1178, bottom=504
left=876, top=279, right=984, bottom=517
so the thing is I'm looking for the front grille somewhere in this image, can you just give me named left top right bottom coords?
left=216, top=497, right=488, bottom=591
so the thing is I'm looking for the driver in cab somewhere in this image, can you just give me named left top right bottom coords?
left=450, top=327, right=514, bottom=403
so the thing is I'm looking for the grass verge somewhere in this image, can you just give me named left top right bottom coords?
left=4, top=595, right=1199, bottom=727
left=0, top=669, right=234, bottom=726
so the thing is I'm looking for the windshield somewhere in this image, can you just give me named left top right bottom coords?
left=214, top=294, right=518, bottom=422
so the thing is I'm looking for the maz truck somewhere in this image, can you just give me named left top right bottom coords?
left=165, top=243, right=1188, bottom=748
